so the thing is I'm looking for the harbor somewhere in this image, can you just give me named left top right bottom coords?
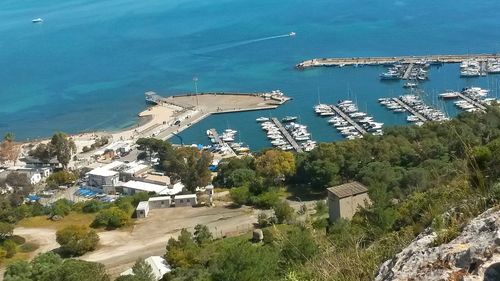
left=271, top=118, right=303, bottom=153
left=439, top=87, right=490, bottom=112
left=379, top=94, right=448, bottom=125
left=296, top=54, right=500, bottom=69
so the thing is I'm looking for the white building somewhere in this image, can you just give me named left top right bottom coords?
left=120, top=256, right=171, bottom=280
left=148, top=196, right=171, bottom=209
left=174, top=194, right=197, bottom=207
left=86, top=161, right=123, bottom=193
left=121, top=180, right=184, bottom=196
left=136, top=201, right=150, bottom=218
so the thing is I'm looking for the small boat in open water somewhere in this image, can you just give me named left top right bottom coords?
left=32, top=18, right=43, bottom=23
left=289, top=32, right=296, bottom=36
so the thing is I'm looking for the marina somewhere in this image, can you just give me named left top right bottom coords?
left=296, top=54, right=500, bottom=69
left=379, top=94, right=449, bottom=124
left=206, top=128, right=251, bottom=156
left=329, top=104, right=367, bottom=136
left=270, top=118, right=303, bottom=153
left=439, top=87, right=489, bottom=112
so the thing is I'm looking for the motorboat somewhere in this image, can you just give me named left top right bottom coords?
left=403, top=82, right=418, bottom=88
left=256, top=117, right=270, bottom=122
left=32, top=18, right=43, bottom=23
left=281, top=116, right=298, bottom=123
left=439, top=91, right=460, bottom=99
left=289, top=32, right=296, bottom=36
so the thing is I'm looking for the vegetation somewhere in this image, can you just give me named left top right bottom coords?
left=82, top=137, right=110, bottom=153
left=0, top=133, right=21, bottom=165
left=55, top=225, right=99, bottom=256
left=92, top=207, right=131, bottom=229
left=46, top=171, right=78, bottom=187
left=115, top=259, right=155, bottom=281
left=29, top=132, right=77, bottom=168
left=136, top=138, right=213, bottom=192
left=4, top=252, right=110, bottom=281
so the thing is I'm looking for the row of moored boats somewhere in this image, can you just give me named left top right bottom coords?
left=380, top=95, right=449, bottom=124
left=257, top=118, right=316, bottom=151
left=439, top=87, right=494, bottom=112
left=315, top=101, right=384, bottom=139
left=206, top=129, right=250, bottom=155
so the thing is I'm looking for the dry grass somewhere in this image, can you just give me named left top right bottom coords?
left=17, top=213, right=96, bottom=231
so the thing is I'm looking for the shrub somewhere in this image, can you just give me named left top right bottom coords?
left=229, top=186, right=250, bottom=206
left=3, top=239, right=17, bottom=258
left=51, top=199, right=72, bottom=217
left=56, top=225, right=99, bottom=256
left=46, top=171, right=77, bottom=187
left=82, top=200, right=106, bottom=213
left=273, top=201, right=294, bottom=224
left=92, top=207, right=130, bottom=229
left=19, top=242, right=39, bottom=253
left=251, top=191, right=280, bottom=209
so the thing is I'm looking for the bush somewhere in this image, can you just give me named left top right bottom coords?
left=51, top=199, right=72, bottom=217
left=229, top=186, right=250, bottom=206
left=273, top=201, right=294, bottom=224
left=92, top=207, right=130, bottom=229
left=56, top=225, right=99, bottom=256
left=82, top=200, right=106, bottom=213
left=3, top=239, right=17, bottom=258
left=252, top=191, right=280, bottom=209
left=46, top=171, right=77, bottom=187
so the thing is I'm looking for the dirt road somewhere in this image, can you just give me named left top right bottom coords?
left=11, top=206, right=257, bottom=278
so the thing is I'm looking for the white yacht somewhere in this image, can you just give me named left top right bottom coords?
left=289, top=32, right=296, bottom=36
left=32, top=18, right=43, bottom=23
left=256, top=117, right=269, bottom=122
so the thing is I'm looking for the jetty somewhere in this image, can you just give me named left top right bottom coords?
left=329, top=105, right=367, bottom=134
left=296, top=53, right=500, bottom=69
left=402, top=63, right=415, bottom=80
left=456, top=93, right=487, bottom=111
left=271, top=118, right=303, bottom=153
left=141, top=91, right=291, bottom=141
left=209, top=129, right=223, bottom=146
left=391, top=98, right=428, bottom=122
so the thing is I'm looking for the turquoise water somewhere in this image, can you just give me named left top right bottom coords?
left=1, top=0, right=500, bottom=149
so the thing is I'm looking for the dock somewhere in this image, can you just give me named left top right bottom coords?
left=402, top=63, right=414, bottom=80
left=296, top=53, right=500, bottom=69
left=271, top=118, right=303, bottom=153
left=209, top=129, right=223, bottom=146
left=455, top=93, right=487, bottom=111
left=391, top=98, right=428, bottom=122
left=329, top=105, right=367, bottom=134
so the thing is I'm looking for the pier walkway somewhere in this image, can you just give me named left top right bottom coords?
left=456, top=93, right=487, bottom=111
left=271, top=118, right=303, bottom=153
left=402, top=64, right=414, bottom=80
left=392, top=98, right=428, bottom=122
left=296, top=53, right=500, bottom=69
left=209, top=129, right=223, bottom=146
left=329, top=105, right=367, bottom=134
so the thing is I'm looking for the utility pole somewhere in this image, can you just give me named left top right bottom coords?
left=193, top=77, right=199, bottom=106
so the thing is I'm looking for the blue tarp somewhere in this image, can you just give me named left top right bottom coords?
left=27, top=195, right=41, bottom=201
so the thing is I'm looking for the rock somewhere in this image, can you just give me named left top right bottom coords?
left=375, top=208, right=500, bottom=281
left=253, top=229, right=263, bottom=242
left=51, top=215, right=63, bottom=221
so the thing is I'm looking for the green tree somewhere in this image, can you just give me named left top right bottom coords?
left=193, top=224, right=212, bottom=245
left=51, top=199, right=72, bottom=217
left=92, top=207, right=130, bottom=229
left=30, top=252, right=63, bottom=281
left=57, top=259, right=109, bottom=281
left=255, top=150, right=295, bottom=183
left=56, top=225, right=99, bottom=256
left=226, top=168, right=256, bottom=188
left=50, top=132, right=77, bottom=169
left=165, top=229, right=199, bottom=268
left=229, top=186, right=250, bottom=206
left=46, top=171, right=77, bottom=187
left=131, top=258, right=156, bottom=281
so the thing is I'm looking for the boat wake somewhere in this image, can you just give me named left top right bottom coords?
left=194, top=33, right=294, bottom=54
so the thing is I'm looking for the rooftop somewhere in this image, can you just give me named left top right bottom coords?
left=122, top=180, right=183, bottom=195
left=121, top=256, right=170, bottom=280
left=136, top=201, right=149, bottom=210
left=327, top=181, right=368, bottom=199
left=148, top=196, right=172, bottom=202
left=174, top=194, right=197, bottom=200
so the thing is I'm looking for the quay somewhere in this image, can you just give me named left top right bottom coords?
left=455, top=93, right=487, bottom=111
left=391, top=98, right=428, bottom=122
left=140, top=91, right=291, bottom=141
left=296, top=53, right=500, bottom=69
left=271, top=118, right=303, bottom=153
left=329, top=105, right=367, bottom=134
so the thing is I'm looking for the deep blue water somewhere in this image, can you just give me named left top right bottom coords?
left=1, top=0, right=500, bottom=150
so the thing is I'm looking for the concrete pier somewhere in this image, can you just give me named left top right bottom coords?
left=271, top=118, right=303, bottom=153
left=329, top=105, right=367, bottom=134
left=391, top=98, right=428, bottom=122
left=296, top=53, right=500, bottom=69
left=402, top=64, right=415, bottom=80
left=455, top=93, right=487, bottom=111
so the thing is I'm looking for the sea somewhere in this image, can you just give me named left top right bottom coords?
left=1, top=0, right=500, bottom=150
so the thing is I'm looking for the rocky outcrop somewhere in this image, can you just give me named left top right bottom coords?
left=375, top=207, right=500, bottom=281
